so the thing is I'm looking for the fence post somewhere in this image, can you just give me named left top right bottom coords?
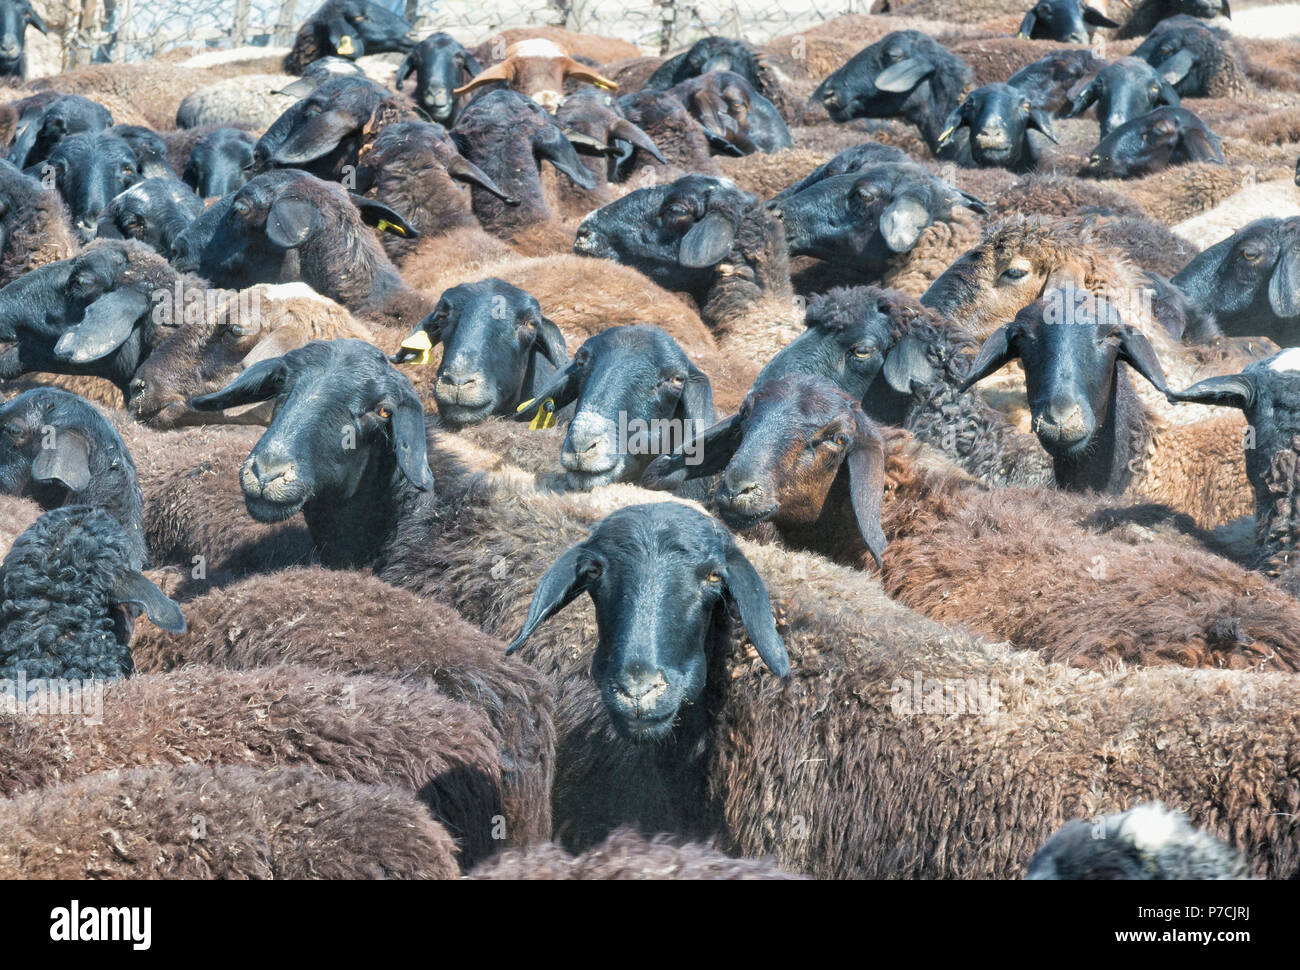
left=659, top=0, right=676, bottom=56
left=404, top=0, right=419, bottom=25
left=233, top=0, right=251, bottom=48
left=275, top=0, right=299, bottom=47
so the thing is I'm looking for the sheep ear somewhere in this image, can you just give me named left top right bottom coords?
left=31, top=429, right=91, bottom=492
left=52, top=288, right=152, bottom=364
left=27, top=9, right=47, bottom=34
left=239, top=326, right=304, bottom=369
left=1017, top=10, right=1038, bottom=39
left=453, top=60, right=514, bottom=97
left=191, top=357, right=288, bottom=411
left=531, top=315, right=569, bottom=369
left=641, top=413, right=742, bottom=490
left=1156, top=79, right=1181, bottom=107
left=389, top=392, right=434, bottom=491
left=847, top=412, right=888, bottom=568
left=935, top=107, right=966, bottom=149
left=1181, top=126, right=1222, bottom=164
left=457, top=51, right=483, bottom=80
left=701, top=127, right=746, bottom=157
left=880, top=195, right=933, bottom=254
left=506, top=543, right=587, bottom=654
left=1067, top=80, right=1098, bottom=117
left=955, top=189, right=989, bottom=214
left=268, top=109, right=357, bottom=165
left=445, top=155, right=518, bottom=204
left=514, top=362, right=581, bottom=423
left=265, top=198, right=322, bottom=248
left=1083, top=6, right=1120, bottom=28
left=1117, top=326, right=1168, bottom=392
left=111, top=572, right=186, bottom=634
left=394, top=52, right=415, bottom=88
left=1156, top=49, right=1196, bottom=87
left=1268, top=241, right=1300, bottom=319
left=1027, top=108, right=1058, bottom=144
left=882, top=333, right=936, bottom=393
left=959, top=324, right=1018, bottom=391
left=351, top=196, right=420, bottom=238
left=561, top=58, right=618, bottom=92
left=1166, top=373, right=1255, bottom=410
left=534, top=124, right=601, bottom=190
left=609, top=118, right=667, bottom=165
left=679, top=210, right=736, bottom=268
left=722, top=538, right=789, bottom=677
left=874, top=57, right=933, bottom=93
left=677, top=363, right=715, bottom=431
left=277, top=76, right=318, bottom=98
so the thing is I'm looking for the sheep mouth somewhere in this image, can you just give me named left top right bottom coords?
left=243, top=492, right=307, bottom=523
left=1033, top=421, right=1093, bottom=456
left=609, top=705, right=680, bottom=742
left=715, top=502, right=779, bottom=530
left=564, top=462, right=626, bottom=491
left=434, top=397, right=497, bottom=426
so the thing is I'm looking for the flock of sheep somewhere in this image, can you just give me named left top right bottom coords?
left=0, top=0, right=1298, bottom=880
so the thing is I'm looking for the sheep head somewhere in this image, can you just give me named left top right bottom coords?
left=1068, top=57, right=1180, bottom=137
left=507, top=502, right=787, bottom=742
left=1081, top=105, right=1222, bottom=179
left=937, top=83, right=1057, bottom=173
left=394, top=33, right=481, bottom=126
left=665, top=70, right=792, bottom=155
left=454, top=38, right=617, bottom=112
left=1017, top=0, right=1119, bottom=44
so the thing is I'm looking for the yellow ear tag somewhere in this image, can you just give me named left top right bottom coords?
left=376, top=218, right=407, bottom=237
left=529, top=397, right=556, bottom=431
left=937, top=125, right=956, bottom=144
left=337, top=35, right=355, bottom=55
left=399, top=329, right=432, bottom=366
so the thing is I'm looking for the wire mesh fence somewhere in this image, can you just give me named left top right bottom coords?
left=31, top=0, right=877, bottom=71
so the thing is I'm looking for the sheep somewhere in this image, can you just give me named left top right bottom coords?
left=810, top=30, right=973, bottom=159
left=0, top=505, right=183, bottom=683
left=0, top=663, right=508, bottom=868
left=128, top=282, right=369, bottom=430
left=171, top=170, right=430, bottom=332
left=449, top=89, right=602, bottom=244
left=0, top=491, right=36, bottom=552
left=95, top=177, right=204, bottom=257
left=645, top=36, right=791, bottom=120
left=388, top=278, right=568, bottom=429
left=1081, top=105, right=1224, bottom=178
left=126, top=564, right=557, bottom=851
left=919, top=215, right=1273, bottom=406
left=0, top=387, right=146, bottom=563
left=0, top=157, right=73, bottom=286
left=0, top=0, right=45, bottom=79
left=660, top=70, right=792, bottom=155
left=454, top=37, right=618, bottom=112
left=283, top=0, right=414, bottom=76
left=174, top=74, right=300, bottom=130
left=278, top=55, right=368, bottom=98
left=468, top=26, right=640, bottom=68
left=554, top=87, right=666, bottom=186
left=42, top=131, right=142, bottom=240
left=393, top=33, right=480, bottom=126
left=1132, top=15, right=1247, bottom=99
left=7, top=92, right=112, bottom=170
left=0, top=765, right=461, bottom=880
left=615, top=89, right=724, bottom=179
left=1067, top=57, right=1182, bottom=136
left=1117, top=0, right=1233, bottom=40
left=1006, top=48, right=1107, bottom=115
left=0, top=239, right=203, bottom=402
left=253, top=76, right=420, bottom=183
left=936, top=83, right=1060, bottom=172
left=1016, top=0, right=1119, bottom=43
left=1027, top=803, right=1251, bottom=879
left=768, top=161, right=987, bottom=295
left=754, top=285, right=1054, bottom=488
left=109, top=124, right=172, bottom=181
left=180, top=127, right=256, bottom=198
left=510, top=325, right=717, bottom=493
left=1167, top=349, right=1300, bottom=589
left=380, top=447, right=1300, bottom=876
left=26, top=63, right=207, bottom=131
left=573, top=174, right=803, bottom=365
left=770, top=141, right=908, bottom=199
left=961, top=288, right=1254, bottom=526
left=1170, top=216, right=1300, bottom=344
left=468, top=828, right=801, bottom=880
left=642, top=375, right=1300, bottom=671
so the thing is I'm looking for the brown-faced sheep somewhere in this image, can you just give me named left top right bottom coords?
left=468, top=26, right=640, bottom=69
left=454, top=37, right=618, bottom=112
left=0, top=664, right=508, bottom=868
left=467, top=828, right=802, bottom=880
left=128, top=565, right=556, bottom=850
left=375, top=441, right=1300, bottom=878
left=0, top=765, right=460, bottom=879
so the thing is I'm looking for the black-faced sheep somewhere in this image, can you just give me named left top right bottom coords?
left=95, top=177, right=204, bottom=258
left=1081, top=106, right=1223, bottom=179
left=661, top=71, right=792, bottom=155
left=1132, top=15, right=1246, bottom=99
left=39, top=131, right=141, bottom=240
left=7, top=93, right=112, bottom=170
left=937, top=83, right=1059, bottom=172
left=1016, top=0, right=1119, bottom=43
left=283, top=0, right=414, bottom=76
left=181, top=127, right=256, bottom=199
left=1068, top=57, right=1182, bottom=137
left=1027, top=802, right=1251, bottom=879
left=0, top=765, right=461, bottom=879
left=0, top=0, right=45, bottom=79
left=394, top=33, right=481, bottom=126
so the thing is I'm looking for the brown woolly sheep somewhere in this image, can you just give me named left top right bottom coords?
left=27, top=63, right=206, bottom=130
left=128, top=565, right=557, bottom=850
left=376, top=440, right=1300, bottom=877
left=0, top=664, right=508, bottom=868
left=0, top=765, right=461, bottom=880
left=469, top=26, right=640, bottom=69
left=127, top=282, right=370, bottom=429
left=0, top=157, right=74, bottom=286
left=455, top=38, right=618, bottom=112
left=467, top=828, right=802, bottom=880
left=616, top=89, right=722, bottom=180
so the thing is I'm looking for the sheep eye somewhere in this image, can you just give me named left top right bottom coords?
left=1241, top=247, right=1261, bottom=262
left=376, top=404, right=393, bottom=420
left=581, top=560, right=603, bottom=580
left=704, top=570, right=722, bottom=584
left=851, top=344, right=876, bottom=359
left=1000, top=267, right=1029, bottom=282
left=232, top=200, right=251, bottom=217
left=668, top=374, right=686, bottom=388
left=517, top=316, right=537, bottom=329
left=886, top=48, right=903, bottom=61
left=825, top=433, right=850, bottom=449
